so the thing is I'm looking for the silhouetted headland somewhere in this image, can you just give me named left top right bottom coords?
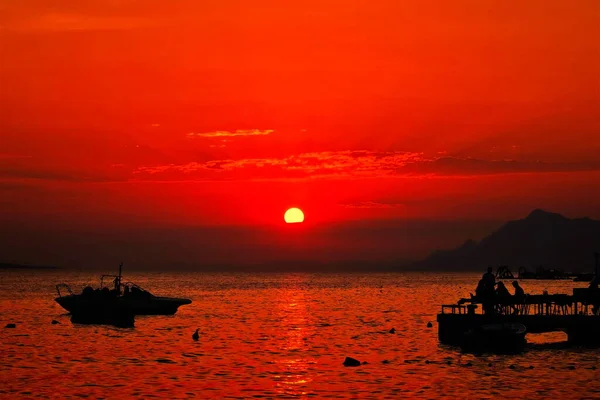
left=413, top=209, right=600, bottom=272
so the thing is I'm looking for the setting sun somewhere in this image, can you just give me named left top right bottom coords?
left=284, top=208, right=305, bottom=224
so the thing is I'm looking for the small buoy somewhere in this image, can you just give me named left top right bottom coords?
left=509, top=365, right=515, bottom=369
left=343, top=357, right=361, bottom=367
left=192, top=329, right=199, bottom=341
left=426, top=322, right=433, bottom=328
left=447, top=360, right=452, bottom=365
left=528, top=365, right=534, bottom=369
left=568, top=365, right=575, bottom=370
left=389, top=328, right=396, bottom=334
left=488, top=363, right=493, bottom=367
left=51, top=320, right=60, bottom=325
left=425, top=360, right=430, bottom=364
left=464, top=362, right=473, bottom=367
left=5, top=323, right=16, bottom=329
left=382, top=360, right=390, bottom=364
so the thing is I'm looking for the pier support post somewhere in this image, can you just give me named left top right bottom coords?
left=567, top=324, right=600, bottom=345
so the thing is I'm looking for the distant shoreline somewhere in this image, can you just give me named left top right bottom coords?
left=0, top=263, right=60, bottom=270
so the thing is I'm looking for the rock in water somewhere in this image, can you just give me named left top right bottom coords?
left=51, top=320, right=60, bottom=325
left=5, top=323, right=16, bottom=328
left=343, top=357, right=361, bottom=367
left=192, top=329, right=199, bottom=341
left=427, top=322, right=433, bottom=328
left=389, top=328, right=396, bottom=334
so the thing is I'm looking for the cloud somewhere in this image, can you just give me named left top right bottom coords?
left=3, top=150, right=600, bottom=184
left=133, top=150, right=600, bottom=181
left=414, top=157, right=600, bottom=175
left=187, top=129, right=274, bottom=138
left=133, top=151, right=425, bottom=179
left=340, top=201, right=406, bottom=209
left=0, top=168, right=108, bottom=183
left=0, top=157, right=129, bottom=183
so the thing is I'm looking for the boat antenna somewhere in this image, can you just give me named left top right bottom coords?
left=117, top=262, right=123, bottom=292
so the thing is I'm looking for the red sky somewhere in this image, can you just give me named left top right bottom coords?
left=1, top=1, right=599, bottom=267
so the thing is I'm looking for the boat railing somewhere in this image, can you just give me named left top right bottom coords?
left=121, top=281, right=155, bottom=297
left=55, top=283, right=73, bottom=297
left=441, top=304, right=479, bottom=315
left=97, top=274, right=156, bottom=298
left=100, top=274, right=120, bottom=290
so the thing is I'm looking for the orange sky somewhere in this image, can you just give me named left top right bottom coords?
left=1, top=1, right=599, bottom=266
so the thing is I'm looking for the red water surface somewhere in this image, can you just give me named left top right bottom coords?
left=1, top=271, right=599, bottom=399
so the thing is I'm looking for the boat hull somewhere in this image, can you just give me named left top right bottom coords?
left=56, top=295, right=191, bottom=316
left=61, top=297, right=135, bottom=328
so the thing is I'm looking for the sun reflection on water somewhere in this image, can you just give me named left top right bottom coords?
left=274, top=275, right=315, bottom=394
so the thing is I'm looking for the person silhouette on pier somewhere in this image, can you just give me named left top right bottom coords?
left=496, top=281, right=510, bottom=299
left=481, top=267, right=496, bottom=314
left=474, top=279, right=486, bottom=300
left=512, top=281, right=525, bottom=301
left=482, top=267, right=495, bottom=288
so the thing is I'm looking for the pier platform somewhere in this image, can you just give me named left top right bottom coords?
left=437, top=289, right=600, bottom=345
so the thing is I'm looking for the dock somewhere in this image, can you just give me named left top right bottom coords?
left=437, top=288, right=600, bottom=345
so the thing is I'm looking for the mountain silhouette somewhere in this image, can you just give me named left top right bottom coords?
left=413, top=209, right=600, bottom=272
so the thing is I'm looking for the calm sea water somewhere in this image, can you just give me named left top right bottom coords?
left=1, top=270, right=598, bottom=399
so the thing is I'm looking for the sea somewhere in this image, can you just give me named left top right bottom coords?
left=1, top=270, right=599, bottom=399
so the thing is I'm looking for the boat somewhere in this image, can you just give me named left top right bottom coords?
left=66, top=288, right=135, bottom=328
left=518, top=266, right=571, bottom=280
left=55, top=264, right=192, bottom=319
left=461, top=323, right=527, bottom=353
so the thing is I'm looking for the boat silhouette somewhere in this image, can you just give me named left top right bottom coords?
left=55, top=264, right=192, bottom=325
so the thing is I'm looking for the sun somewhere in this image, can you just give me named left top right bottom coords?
left=284, top=208, right=305, bottom=224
